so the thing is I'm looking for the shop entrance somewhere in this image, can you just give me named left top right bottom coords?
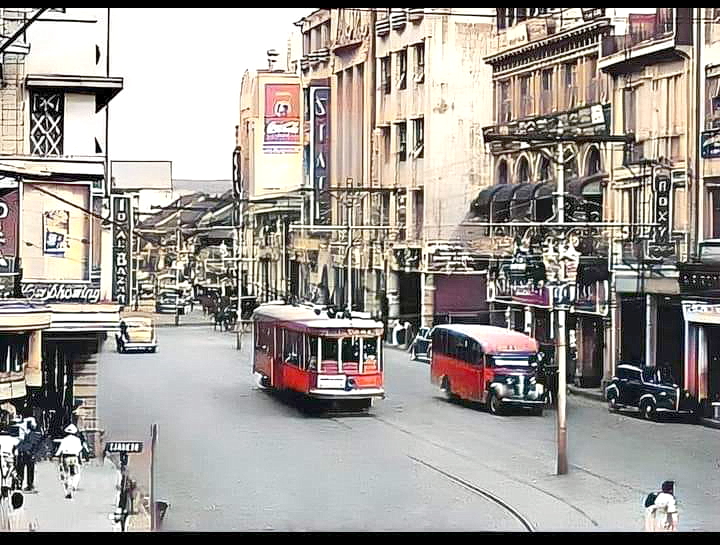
left=707, top=324, right=720, bottom=403
left=620, top=296, right=645, bottom=363
left=656, top=302, right=684, bottom=387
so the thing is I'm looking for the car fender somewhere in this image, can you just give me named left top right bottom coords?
left=638, top=393, right=656, bottom=406
left=606, top=384, right=619, bottom=396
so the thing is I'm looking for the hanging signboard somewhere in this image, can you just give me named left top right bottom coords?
left=112, top=195, right=132, bottom=306
left=647, top=166, right=674, bottom=259
left=0, top=188, right=19, bottom=275
left=701, top=128, right=720, bottom=159
left=310, top=86, right=331, bottom=224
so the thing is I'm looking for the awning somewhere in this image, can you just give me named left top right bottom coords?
left=567, top=172, right=605, bottom=197
left=26, top=74, right=124, bottom=112
left=509, top=183, right=535, bottom=220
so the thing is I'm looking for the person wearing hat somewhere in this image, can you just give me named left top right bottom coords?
left=54, top=424, right=86, bottom=499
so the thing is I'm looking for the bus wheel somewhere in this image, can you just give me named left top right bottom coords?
left=258, top=375, right=271, bottom=389
left=488, top=392, right=503, bottom=416
left=441, top=377, right=454, bottom=401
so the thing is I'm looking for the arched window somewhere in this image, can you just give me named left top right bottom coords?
left=516, top=157, right=530, bottom=184
left=563, top=149, right=578, bottom=181
left=538, top=156, right=553, bottom=182
left=497, top=160, right=508, bottom=185
left=586, top=147, right=602, bottom=176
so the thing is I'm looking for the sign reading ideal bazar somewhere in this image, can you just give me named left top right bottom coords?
left=112, top=195, right=132, bottom=306
left=21, top=282, right=101, bottom=304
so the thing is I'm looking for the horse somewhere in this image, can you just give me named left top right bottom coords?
left=198, top=294, right=216, bottom=316
left=213, top=306, right=236, bottom=331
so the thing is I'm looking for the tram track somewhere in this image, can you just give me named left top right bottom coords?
left=367, top=413, right=600, bottom=529
left=407, top=455, right=535, bottom=532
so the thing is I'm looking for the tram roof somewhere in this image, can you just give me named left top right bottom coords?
left=253, top=303, right=384, bottom=331
left=434, top=324, right=538, bottom=354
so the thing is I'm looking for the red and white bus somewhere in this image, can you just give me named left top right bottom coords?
left=430, top=324, right=547, bottom=416
left=251, top=303, right=385, bottom=410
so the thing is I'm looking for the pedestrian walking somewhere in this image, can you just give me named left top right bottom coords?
left=7, top=491, right=37, bottom=532
left=54, top=424, right=86, bottom=499
left=644, top=480, right=679, bottom=532
left=0, top=426, right=20, bottom=491
left=16, top=421, right=42, bottom=493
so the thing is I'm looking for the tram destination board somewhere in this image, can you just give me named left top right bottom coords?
left=106, top=441, right=143, bottom=454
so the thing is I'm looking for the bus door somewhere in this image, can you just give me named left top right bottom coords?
left=468, top=340, right=485, bottom=402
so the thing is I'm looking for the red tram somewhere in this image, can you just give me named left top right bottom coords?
left=251, top=303, right=385, bottom=410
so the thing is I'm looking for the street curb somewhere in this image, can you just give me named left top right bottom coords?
left=567, top=385, right=605, bottom=402
left=155, top=322, right=211, bottom=328
left=700, top=418, right=720, bottom=430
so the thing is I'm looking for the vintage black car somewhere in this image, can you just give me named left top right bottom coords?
left=409, top=327, right=433, bottom=362
left=605, top=363, right=698, bottom=421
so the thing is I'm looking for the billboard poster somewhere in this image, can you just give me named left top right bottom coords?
left=0, top=188, right=19, bottom=270
left=43, top=209, right=70, bottom=255
left=112, top=195, right=132, bottom=306
left=310, top=86, right=331, bottom=224
left=264, top=83, right=301, bottom=154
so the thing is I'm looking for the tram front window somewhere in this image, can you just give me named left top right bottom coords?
left=341, top=338, right=360, bottom=364
left=321, top=337, right=339, bottom=363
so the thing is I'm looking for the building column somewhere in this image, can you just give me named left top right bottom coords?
left=685, top=320, right=697, bottom=397
left=25, top=330, right=43, bottom=387
left=387, top=269, right=400, bottom=327
left=698, top=325, right=708, bottom=401
left=645, top=293, right=657, bottom=366
left=524, top=307, right=533, bottom=336
left=420, top=273, right=434, bottom=328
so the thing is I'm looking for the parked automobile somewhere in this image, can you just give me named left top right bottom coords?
left=409, top=327, right=433, bottom=362
left=605, top=363, right=698, bottom=421
left=155, top=291, right=190, bottom=314
left=116, top=317, right=157, bottom=354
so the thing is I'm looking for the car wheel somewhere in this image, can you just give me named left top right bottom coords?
left=640, top=399, right=656, bottom=421
left=487, top=392, right=502, bottom=416
left=607, top=392, right=619, bottom=412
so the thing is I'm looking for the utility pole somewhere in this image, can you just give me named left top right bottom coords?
left=555, top=141, right=568, bottom=476
left=346, top=180, right=353, bottom=312
left=174, top=206, right=181, bottom=327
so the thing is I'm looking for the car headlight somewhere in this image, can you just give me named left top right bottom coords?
left=535, top=383, right=544, bottom=395
left=505, top=377, right=514, bottom=385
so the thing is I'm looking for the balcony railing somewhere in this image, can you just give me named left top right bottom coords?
left=601, top=8, right=689, bottom=58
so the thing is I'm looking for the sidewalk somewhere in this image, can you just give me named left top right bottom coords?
left=568, top=384, right=720, bottom=430
left=21, top=458, right=119, bottom=532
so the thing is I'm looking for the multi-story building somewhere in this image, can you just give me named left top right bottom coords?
left=374, top=8, right=495, bottom=332
left=483, top=8, right=615, bottom=387
left=0, top=8, right=124, bottom=448
left=678, top=8, right=720, bottom=414
left=600, top=8, right=694, bottom=392
left=237, top=55, right=303, bottom=302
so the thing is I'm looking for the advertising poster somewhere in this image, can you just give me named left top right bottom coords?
left=0, top=188, right=19, bottom=271
left=264, top=83, right=301, bottom=154
left=43, top=209, right=70, bottom=255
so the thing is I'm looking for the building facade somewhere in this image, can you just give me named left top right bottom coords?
left=0, top=8, right=123, bottom=449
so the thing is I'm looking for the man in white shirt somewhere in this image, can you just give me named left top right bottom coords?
left=645, top=480, right=679, bottom=532
left=0, top=427, right=20, bottom=490
left=55, top=424, right=85, bottom=499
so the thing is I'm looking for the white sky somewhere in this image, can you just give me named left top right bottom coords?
left=108, top=8, right=312, bottom=181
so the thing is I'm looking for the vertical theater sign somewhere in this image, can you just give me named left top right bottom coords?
left=112, top=195, right=132, bottom=306
left=310, top=86, right=330, bottom=224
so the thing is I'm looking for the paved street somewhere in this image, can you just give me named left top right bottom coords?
left=97, top=326, right=720, bottom=531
